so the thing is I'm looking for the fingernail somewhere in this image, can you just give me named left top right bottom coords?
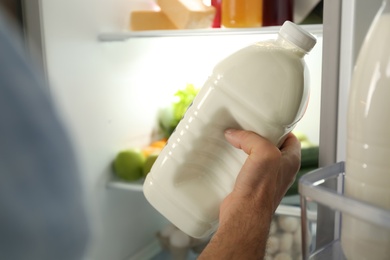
left=224, top=128, right=237, bottom=135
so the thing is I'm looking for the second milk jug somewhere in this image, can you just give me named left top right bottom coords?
left=143, top=21, right=317, bottom=239
left=342, top=0, right=390, bottom=259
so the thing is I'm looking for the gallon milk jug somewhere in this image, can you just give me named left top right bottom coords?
left=342, top=0, right=390, bottom=259
left=143, top=21, right=316, bottom=239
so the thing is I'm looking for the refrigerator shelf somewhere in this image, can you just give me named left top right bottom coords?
left=299, top=162, right=390, bottom=259
left=97, top=24, right=323, bottom=42
left=106, top=176, right=144, bottom=192
left=97, top=27, right=282, bottom=41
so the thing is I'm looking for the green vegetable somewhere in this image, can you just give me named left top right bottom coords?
left=158, top=105, right=176, bottom=139
left=172, top=83, right=199, bottom=125
left=158, top=84, right=200, bottom=138
left=300, top=146, right=319, bottom=168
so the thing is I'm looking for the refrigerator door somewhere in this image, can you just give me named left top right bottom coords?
left=320, top=0, right=383, bottom=165
left=316, top=0, right=383, bottom=254
left=336, top=0, right=383, bottom=162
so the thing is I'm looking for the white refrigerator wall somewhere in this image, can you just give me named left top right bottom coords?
left=37, top=1, right=322, bottom=259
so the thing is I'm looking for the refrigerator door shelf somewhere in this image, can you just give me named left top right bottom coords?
left=299, top=162, right=390, bottom=259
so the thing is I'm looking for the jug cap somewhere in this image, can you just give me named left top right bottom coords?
left=279, top=21, right=317, bottom=53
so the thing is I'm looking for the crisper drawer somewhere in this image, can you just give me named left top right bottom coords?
left=299, top=162, right=390, bottom=260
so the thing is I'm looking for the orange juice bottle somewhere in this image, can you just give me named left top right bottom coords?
left=222, top=0, right=263, bottom=28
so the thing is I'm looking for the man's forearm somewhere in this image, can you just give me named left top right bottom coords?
left=198, top=206, right=273, bottom=259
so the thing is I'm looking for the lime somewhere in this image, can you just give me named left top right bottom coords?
left=113, top=149, right=145, bottom=181
left=143, top=152, right=159, bottom=177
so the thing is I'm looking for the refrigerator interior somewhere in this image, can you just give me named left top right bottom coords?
left=22, top=1, right=323, bottom=259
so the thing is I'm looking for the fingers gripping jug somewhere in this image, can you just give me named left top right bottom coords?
left=143, top=21, right=316, bottom=239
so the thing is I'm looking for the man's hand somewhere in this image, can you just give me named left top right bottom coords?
left=199, top=130, right=301, bottom=260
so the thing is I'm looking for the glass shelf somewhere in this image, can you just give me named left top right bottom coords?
left=106, top=175, right=144, bottom=192
left=97, top=24, right=323, bottom=42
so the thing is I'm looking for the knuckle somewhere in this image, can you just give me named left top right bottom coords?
left=251, top=146, right=282, bottom=167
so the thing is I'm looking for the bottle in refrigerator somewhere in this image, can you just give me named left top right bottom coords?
left=262, top=0, right=293, bottom=26
left=211, top=0, right=222, bottom=28
left=221, top=0, right=262, bottom=28
left=143, top=21, right=316, bottom=239
left=342, top=0, right=390, bottom=259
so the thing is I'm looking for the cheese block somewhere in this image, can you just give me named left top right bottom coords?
left=157, top=0, right=215, bottom=29
left=130, top=10, right=178, bottom=31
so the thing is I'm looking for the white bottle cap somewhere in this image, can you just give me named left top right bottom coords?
left=279, top=21, right=317, bottom=53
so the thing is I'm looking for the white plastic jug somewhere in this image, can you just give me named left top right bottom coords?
left=342, top=0, right=390, bottom=259
left=143, top=21, right=316, bottom=239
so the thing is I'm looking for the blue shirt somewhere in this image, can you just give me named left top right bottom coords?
left=0, top=10, right=89, bottom=260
